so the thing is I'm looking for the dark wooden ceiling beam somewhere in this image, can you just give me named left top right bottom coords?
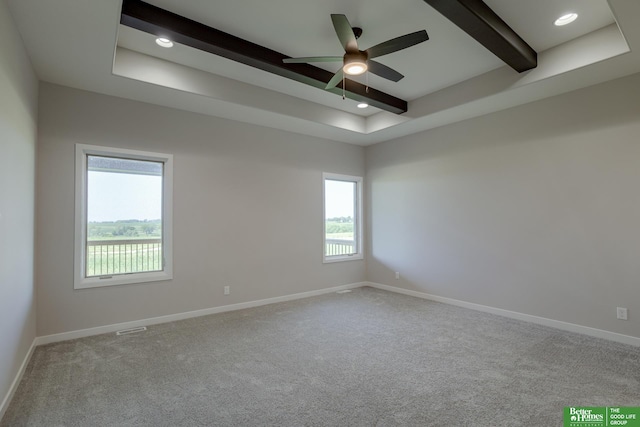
left=423, top=0, right=537, bottom=72
left=120, top=0, right=407, bottom=114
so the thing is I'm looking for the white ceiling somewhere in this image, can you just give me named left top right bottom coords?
left=6, top=0, right=640, bottom=145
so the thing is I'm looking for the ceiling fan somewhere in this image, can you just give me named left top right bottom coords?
left=283, top=14, right=429, bottom=90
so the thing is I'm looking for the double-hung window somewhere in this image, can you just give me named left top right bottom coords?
left=323, top=173, right=363, bottom=263
left=74, top=144, right=173, bottom=289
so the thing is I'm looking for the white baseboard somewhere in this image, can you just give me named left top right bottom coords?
left=36, top=282, right=366, bottom=346
left=0, top=338, right=37, bottom=421
left=366, top=282, right=640, bottom=347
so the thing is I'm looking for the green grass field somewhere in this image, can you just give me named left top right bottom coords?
left=86, top=220, right=162, bottom=276
left=86, top=241, right=162, bottom=276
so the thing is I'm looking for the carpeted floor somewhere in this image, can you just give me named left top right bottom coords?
left=2, top=286, right=639, bottom=426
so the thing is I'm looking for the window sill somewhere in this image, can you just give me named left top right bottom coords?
left=323, top=254, right=364, bottom=264
left=74, top=270, right=173, bottom=290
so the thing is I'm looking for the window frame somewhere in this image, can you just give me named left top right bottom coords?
left=74, top=144, right=173, bottom=289
left=322, top=172, right=364, bottom=263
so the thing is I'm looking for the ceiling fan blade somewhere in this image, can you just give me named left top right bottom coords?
left=331, top=14, right=359, bottom=53
left=283, top=56, right=343, bottom=64
left=367, top=60, right=404, bottom=82
left=366, top=30, right=429, bottom=59
left=325, top=69, right=345, bottom=90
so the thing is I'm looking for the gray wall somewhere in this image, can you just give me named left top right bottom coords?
left=366, top=72, right=640, bottom=338
left=36, top=83, right=365, bottom=336
left=0, top=0, right=38, bottom=410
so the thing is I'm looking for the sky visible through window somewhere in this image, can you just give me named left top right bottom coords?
left=325, top=179, right=355, bottom=219
left=88, top=171, right=162, bottom=222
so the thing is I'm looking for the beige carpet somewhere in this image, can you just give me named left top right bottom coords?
left=2, top=286, right=639, bottom=426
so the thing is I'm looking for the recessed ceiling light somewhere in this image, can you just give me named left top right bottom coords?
left=155, top=37, right=174, bottom=48
left=554, top=13, right=578, bottom=26
left=357, top=103, right=369, bottom=109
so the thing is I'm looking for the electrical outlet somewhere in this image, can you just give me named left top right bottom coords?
left=224, top=286, right=230, bottom=296
left=617, top=307, right=628, bottom=320
left=395, top=272, right=400, bottom=280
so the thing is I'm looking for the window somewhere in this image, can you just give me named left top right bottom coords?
left=323, top=173, right=363, bottom=263
left=74, top=144, right=173, bottom=289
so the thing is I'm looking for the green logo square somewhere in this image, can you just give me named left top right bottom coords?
left=564, top=407, right=640, bottom=427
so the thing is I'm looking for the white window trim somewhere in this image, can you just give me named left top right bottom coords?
left=74, top=144, right=173, bottom=289
left=322, top=172, right=364, bottom=263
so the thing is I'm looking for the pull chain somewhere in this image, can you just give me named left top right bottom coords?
left=342, top=75, right=346, bottom=100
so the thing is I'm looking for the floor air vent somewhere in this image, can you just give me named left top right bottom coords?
left=116, top=326, right=147, bottom=336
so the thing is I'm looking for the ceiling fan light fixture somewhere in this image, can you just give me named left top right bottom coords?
left=155, top=37, right=174, bottom=48
left=357, top=102, right=369, bottom=109
left=343, top=52, right=368, bottom=75
left=344, top=61, right=367, bottom=75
